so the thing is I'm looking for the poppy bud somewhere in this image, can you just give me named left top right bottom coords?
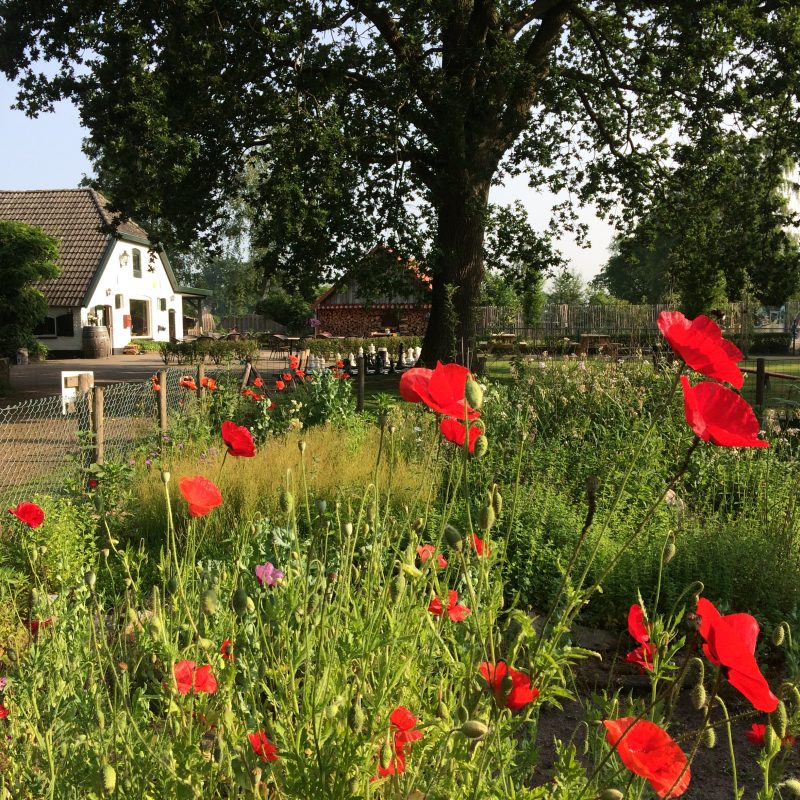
left=473, top=435, right=489, bottom=458
left=688, top=657, right=705, bottom=686
left=765, top=722, right=781, bottom=756
left=772, top=701, right=789, bottom=740
left=437, top=701, right=450, bottom=721
left=390, top=574, right=406, bottom=599
left=316, top=499, right=327, bottom=514
left=232, top=587, right=251, bottom=617
left=701, top=726, right=716, bottom=749
left=280, top=490, right=294, bottom=514
left=779, top=779, right=800, bottom=797
left=201, top=589, right=218, bottom=616
left=161, top=470, right=171, bottom=483
left=96, top=708, right=105, bottom=731
left=500, top=673, right=514, bottom=696
left=348, top=697, right=365, bottom=734
left=465, top=377, right=483, bottom=410
left=166, top=576, right=179, bottom=595
left=478, top=504, right=495, bottom=531
left=455, top=705, right=469, bottom=724
left=379, top=741, right=393, bottom=771
left=414, top=517, right=425, bottom=532
left=663, top=534, right=676, bottom=565
left=101, top=764, right=116, bottom=795
left=773, top=623, right=787, bottom=647
left=492, top=486, right=503, bottom=518
left=298, top=440, right=306, bottom=454
left=342, top=522, right=353, bottom=537
left=84, top=571, right=97, bottom=591
left=461, top=719, right=489, bottom=739
left=444, top=524, right=463, bottom=550
left=690, top=683, right=706, bottom=710
left=599, top=791, right=624, bottom=800
left=400, top=562, right=423, bottom=579
left=366, top=502, right=377, bottom=523
left=198, top=637, right=214, bottom=651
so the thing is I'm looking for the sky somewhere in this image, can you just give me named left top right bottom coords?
left=0, top=75, right=615, bottom=282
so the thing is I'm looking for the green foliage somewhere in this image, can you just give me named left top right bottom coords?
left=159, top=338, right=259, bottom=365
left=548, top=269, right=586, bottom=305
left=0, top=220, right=60, bottom=357
left=255, top=284, right=312, bottom=333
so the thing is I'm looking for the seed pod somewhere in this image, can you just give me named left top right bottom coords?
left=702, top=726, right=716, bottom=748
left=298, top=440, right=306, bottom=454
left=232, top=587, right=251, bottom=617
left=690, top=683, right=706, bottom=710
left=379, top=741, right=393, bottom=771
left=461, top=719, right=489, bottom=739
left=84, top=571, right=97, bottom=591
left=279, top=490, right=294, bottom=514
left=473, top=435, right=489, bottom=458
left=773, top=623, right=786, bottom=647
left=160, top=470, right=171, bottom=483
left=478, top=504, right=495, bottom=531
left=444, top=524, right=463, bottom=550
left=316, top=499, right=327, bottom=514
left=342, top=522, right=353, bottom=537
left=101, top=764, right=116, bottom=795
left=599, top=791, right=625, bottom=800
left=492, top=486, right=503, bottom=518
left=779, top=779, right=800, bottom=797
left=465, top=376, right=483, bottom=410
left=413, top=517, right=425, bottom=532
left=201, top=589, right=218, bottom=616
left=366, top=503, right=376, bottom=523
left=773, top=701, right=789, bottom=739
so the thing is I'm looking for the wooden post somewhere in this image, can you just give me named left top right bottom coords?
left=92, top=386, right=105, bottom=464
left=197, top=362, right=205, bottom=400
left=356, top=354, right=365, bottom=412
left=158, top=369, right=168, bottom=433
left=240, top=361, right=252, bottom=391
left=78, top=372, right=93, bottom=466
left=756, top=357, right=766, bottom=408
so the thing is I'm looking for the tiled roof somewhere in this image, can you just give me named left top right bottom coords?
left=0, top=188, right=151, bottom=307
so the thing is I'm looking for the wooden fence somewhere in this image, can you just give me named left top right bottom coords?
left=219, top=314, right=286, bottom=334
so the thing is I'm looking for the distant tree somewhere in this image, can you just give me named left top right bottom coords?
left=585, top=287, right=627, bottom=306
left=256, top=284, right=313, bottom=334
left=548, top=269, right=586, bottom=305
left=0, top=221, right=60, bottom=357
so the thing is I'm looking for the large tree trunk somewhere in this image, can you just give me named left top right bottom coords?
left=420, top=179, right=491, bottom=366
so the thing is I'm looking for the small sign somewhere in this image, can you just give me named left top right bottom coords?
left=61, top=371, right=93, bottom=415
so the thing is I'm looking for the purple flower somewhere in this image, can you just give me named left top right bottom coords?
left=145, top=459, right=151, bottom=466
left=255, top=562, right=285, bottom=588
left=0, top=677, right=7, bottom=692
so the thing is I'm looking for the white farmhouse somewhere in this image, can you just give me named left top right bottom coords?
left=0, top=188, right=210, bottom=355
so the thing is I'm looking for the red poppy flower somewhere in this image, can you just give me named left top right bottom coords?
left=417, top=544, right=447, bottom=569
left=628, top=604, right=649, bottom=644
left=295, top=369, right=305, bottom=378
left=399, top=363, right=480, bottom=419
left=336, top=359, right=344, bottom=369
left=658, top=311, right=743, bottom=389
left=220, top=639, right=234, bottom=661
left=253, top=377, right=264, bottom=388
left=603, top=717, right=690, bottom=798
left=173, top=660, right=218, bottom=695
left=88, top=478, right=99, bottom=489
left=680, top=377, right=768, bottom=448
left=428, top=590, right=470, bottom=622
left=151, top=382, right=161, bottom=392
left=26, top=617, right=53, bottom=635
left=249, top=731, right=279, bottom=762
left=625, top=642, right=657, bottom=672
left=8, top=502, right=45, bottom=529
left=178, top=476, right=223, bottom=517
left=745, top=723, right=795, bottom=748
left=275, top=380, right=285, bottom=391
left=0, top=704, right=7, bottom=720
left=289, top=356, right=299, bottom=369
left=375, top=706, right=423, bottom=778
left=282, top=372, right=292, bottom=382
left=201, top=376, right=217, bottom=391
left=439, top=418, right=481, bottom=452
left=221, top=421, right=256, bottom=457
left=696, top=597, right=778, bottom=712
left=479, top=662, right=539, bottom=711
left=470, top=533, right=490, bottom=556
left=179, top=376, right=198, bottom=391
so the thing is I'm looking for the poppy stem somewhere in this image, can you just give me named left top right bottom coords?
left=713, top=696, right=740, bottom=799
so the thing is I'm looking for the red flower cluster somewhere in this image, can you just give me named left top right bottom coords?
left=417, top=544, right=447, bottom=569
left=173, top=660, right=218, bottom=695
left=624, top=604, right=656, bottom=673
left=179, top=476, right=223, bottom=517
left=221, top=421, right=256, bottom=458
left=179, top=375, right=197, bottom=391
left=249, top=731, right=279, bottom=762
left=658, top=311, right=743, bottom=388
left=746, top=723, right=795, bottom=748
left=374, top=706, right=423, bottom=778
left=479, top=661, right=538, bottom=711
left=8, top=501, right=45, bottom=529
left=696, top=597, right=778, bottom=712
left=253, top=377, right=264, bottom=388
left=201, top=376, right=217, bottom=391
left=428, top=590, right=470, bottom=621
left=604, top=717, right=690, bottom=798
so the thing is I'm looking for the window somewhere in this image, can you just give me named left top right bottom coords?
left=129, top=299, right=149, bottom=336
left=115, top=294, right=123, bottom=309
left=34, top=313, right=74, bottom=338
left=33, top=317, right=56, bottom=337
left=159, top=298, right=167, bottom=311
left=132, top=248, right=142, bottom=278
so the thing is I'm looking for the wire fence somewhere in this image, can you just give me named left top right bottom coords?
left=0, top=366, right=245, bottom=505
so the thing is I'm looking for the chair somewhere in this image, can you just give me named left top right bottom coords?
left=265, top=333, right=290, bottom=363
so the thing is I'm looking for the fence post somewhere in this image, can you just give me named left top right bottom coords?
left=158, top=369, right=168, bottom=433
left=356, top=355, right=365, bottom=412
left=78, top=373, right=93, bottom=467
left=93, top=386, right=105, bottom=464
left=756, top=358, right=766, bottom=408
left=240, top=361, right=252, bottom=391
left=197, top=362, right=205, bottom=400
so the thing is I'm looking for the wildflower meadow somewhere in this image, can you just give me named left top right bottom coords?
left=2, top=312, right=800, bottom=799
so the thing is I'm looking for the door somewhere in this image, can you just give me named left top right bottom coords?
left=103, top=305, right=114, bottom=354
left=168, top=309, right=176, bottom=342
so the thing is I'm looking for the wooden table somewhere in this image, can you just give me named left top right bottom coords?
left=578, top=334, right=613, bottom=355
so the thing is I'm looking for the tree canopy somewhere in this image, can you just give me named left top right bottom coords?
left=3, top=1, right=800, bottom=360
left=0, top=221, right=60, bottom=357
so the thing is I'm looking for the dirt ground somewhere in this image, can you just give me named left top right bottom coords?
left=532, top=625, right=798, bottom=799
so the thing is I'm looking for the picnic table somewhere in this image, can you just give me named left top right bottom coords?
left=578, top=334, right=617, bottom=356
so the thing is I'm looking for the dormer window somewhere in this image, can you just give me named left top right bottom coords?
left=132, top=248, right=142, bottom=278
